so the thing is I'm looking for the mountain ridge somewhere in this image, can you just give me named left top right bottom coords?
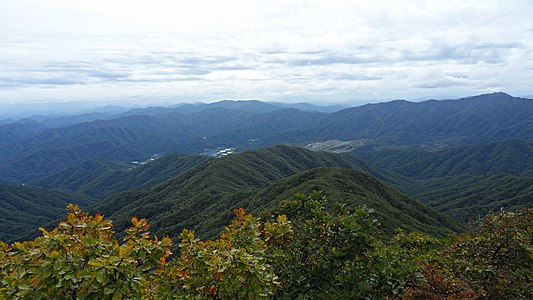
left=94, top=146, right=464, bottom=240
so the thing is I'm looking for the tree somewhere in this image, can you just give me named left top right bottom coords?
left=0, top=204, right=171, bottom=299
left=446, top=208, right=533, bottom=299
left=266, top=192, right=386, bottom=298
left=156, top=208, right=289, bottom=299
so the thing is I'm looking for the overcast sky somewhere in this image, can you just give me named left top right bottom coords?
left=1, top=0, right=532, bottom=105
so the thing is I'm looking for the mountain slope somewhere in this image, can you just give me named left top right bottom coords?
left=94, top=146, right=463, bottom=240
left=404, top=174, right=533, bottom=222
left=32, top=154, right=213, bottom=200
left=246, top=168, right=463, bottom=237
left=1, top=93, right=531, bottom=184
left=356, top=140, right=533, bottom=178
left=263, top=93, right=533, bottom=149
left=0, top=184, right=93, bottom=242
left=352, top=140, right=533, bottom=222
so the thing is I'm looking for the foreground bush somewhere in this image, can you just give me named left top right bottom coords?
left=1, top=195, right=531, bottom=299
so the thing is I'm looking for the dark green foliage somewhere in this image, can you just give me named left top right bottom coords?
left=30, top=158, right=130, bottom=199
left=355, top=140, right=533, bottom=222
left=269, top=192, right=380, bottom=298
left=0, top=185, right=94, bottom=242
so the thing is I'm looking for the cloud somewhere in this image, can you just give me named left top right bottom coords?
left=0, top=0, right=532, bottom=103
left=416, top=78, right=469, bottom=89
left=0, top=77, right=86, bottom=87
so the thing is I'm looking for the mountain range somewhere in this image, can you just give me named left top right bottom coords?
left=0, top=92, right=531, bottom=243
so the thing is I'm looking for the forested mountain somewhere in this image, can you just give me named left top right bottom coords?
left=0, top=93, right=531, bottom=243
left=117, top=99, right=344, bottom=117
left=57, top=142, right=527, bottom=232
left=407, top=174, right=533, bottom=222
left=245, top=167, right=462, bottom=236
left=0, top=121, right=49, bottom=145
left=351, top=140, right=533, bottom=222
left=0, top=184, right=93, bottom=242
left=32, top=154, right=212, bottom=200
left=0, top=93, right=531, bottom=185
left=356, top=139, right=533, bottom=178
left=262, top=92, right=533, bottom=148
left=0, top=108, right=322, bottom=182
left=2, top=99, right=341, bottom=129
left=94, top=146, right=462, bottom=240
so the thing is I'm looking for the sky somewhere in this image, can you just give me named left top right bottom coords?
left=1, top=0, right=532, bottom=105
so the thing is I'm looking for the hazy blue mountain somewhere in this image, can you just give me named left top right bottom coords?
left=0, top=107, right=319, bottom=182
left=0, top=105, right=133, bottom=129
left=115, top=100, right=282, bottom=117
left=174, top=99, right=346, bottom=114
left=0, top=118, right=17, bottom=125
left=208, top=108, right=325, bottom=149
left=262, top=93, right=533, bottom=149
left=268, top=101, right=347, bottom=113
left=0, top=113, right=207, bottom=182
left=116, top=99, right=346, bottom=118
left=0, top=101, right=132, bottom=120
left=18, top=112, right=114, bottom=128
left=0, top=121, right=49, bottom=144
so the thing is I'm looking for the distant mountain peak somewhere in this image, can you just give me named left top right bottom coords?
left=463, top=92, right=513, bottom=101
left=217, top=99, right=262, bottom=103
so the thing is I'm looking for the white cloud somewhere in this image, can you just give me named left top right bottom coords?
left=0, top=0, right=532, bottom=104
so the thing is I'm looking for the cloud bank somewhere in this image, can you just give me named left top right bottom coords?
left=1, top=0, right=532, bottom=104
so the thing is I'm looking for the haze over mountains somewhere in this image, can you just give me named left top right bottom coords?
left=0, top=92, right=531, bottom=242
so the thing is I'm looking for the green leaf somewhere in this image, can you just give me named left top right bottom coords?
left=112, top=291, right=123, bottom=300
left=96, top=271, right=106, bottom=284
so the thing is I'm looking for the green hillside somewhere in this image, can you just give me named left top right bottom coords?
left=405, top=174, right=533, bottom=222
left=32, top=154, right=212, bottom=199
left=356, top=140, right=533, bottom=178
left=246, top=168, right=463, bottom=237
left=94, top=146, right=463, bottom=240
left=350, top=140, right=533, bottom=222
left=0, top=184, right=93, bottom=242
